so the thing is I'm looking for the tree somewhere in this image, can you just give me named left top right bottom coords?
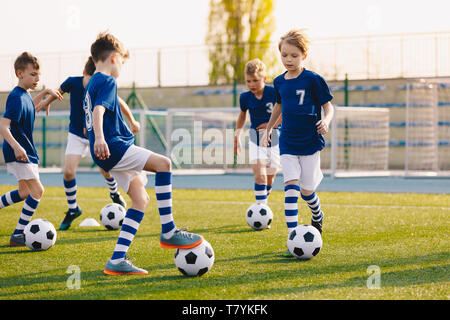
left=206, top=0, right=276, bottom=85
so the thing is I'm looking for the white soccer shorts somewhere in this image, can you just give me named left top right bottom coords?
left=280, top=151, right=323, bottom=191
left=249, top=129, right=281, bottom=170
left=6, top=162, right=40, bottom=181
left=109, top=145, right=153, bottom=193
left=65, top=132, right=90, bottom=157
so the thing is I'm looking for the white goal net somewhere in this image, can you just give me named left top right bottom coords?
left=328, top=106, right=390, bottom=177
left=405, top=79, right=450, bottom=176
left=5, top=99, right=449, bottom=177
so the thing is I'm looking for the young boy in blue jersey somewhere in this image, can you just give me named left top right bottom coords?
left=0, top=52, right=63, bottom=246
left=262, top=30, right=334, bottom=256
left=39, top=56, right=140, bottom=230
left=234, top=59, right=281, bottom=206
left=84, top=32, right=203, bottom=275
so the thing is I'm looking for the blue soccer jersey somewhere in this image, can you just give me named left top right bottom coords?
left=239, top=85, right=278, bottom=130
left=83, top=72, right=134, bottom=171
left=273, top=69, right=333, bottom=156
left=60, top=76, right=87, bottom=139
left=240, top=85, right=280, bottom=147
left=2, top=86, right=39, bottom=164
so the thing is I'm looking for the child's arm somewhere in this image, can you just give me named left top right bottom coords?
left=261, top=103, right=282, bottom=147
left=274, top=114, right=282, bottom=127
left=234, top=110, right=247, bottom=155
left=0, top=117, right=29, bottom=162
left=34, top=88, right=64, bottom=115
left=118, top=96, right=140, bottom=134
left=256, top=114, right=282, bottom=130
left=316, top=101, right=334, bottom=135
left=92, top=105, right=110, bottom=160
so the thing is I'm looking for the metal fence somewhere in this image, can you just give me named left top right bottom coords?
left=0, top=31, right=449, bottom=91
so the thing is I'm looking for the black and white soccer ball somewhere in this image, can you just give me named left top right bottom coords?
left=100, top=203, right=126, bottom=230
left=287, top=225, right=322, bottom=260
left=245, top=203, right=273, bottom=230
left=23, top=219, right=57, bottom=251
left=174, top=240, right=215, bottom=277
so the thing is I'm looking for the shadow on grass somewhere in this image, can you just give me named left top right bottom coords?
left=253, top=263, right=450, bottom=296
left=0, top=252, right=447, bottom=299
left=0, top=245, right=30, bottom=255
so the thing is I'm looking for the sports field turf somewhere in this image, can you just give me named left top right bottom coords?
left=0, top=185, right=448, bottom=300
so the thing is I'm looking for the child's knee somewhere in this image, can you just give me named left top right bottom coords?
left=18, top=188, right=30, bottom=200
left=160, top=156, right=171, bottom=171
left=128, top=183, right=149, bottom=210
left=34, top=184, right=44, bottom=199
left=134, top=192, right=149, bottom=209
left=254, top=173, right=266, bottom=184
left=28, top=184, right=44, bottom=200
left=63, top=167, right=76, bottom=180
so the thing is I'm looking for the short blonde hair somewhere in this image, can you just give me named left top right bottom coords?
left=245, top=58, right=266, bottom=77
left=278, top=29, right=310, bottom=54
left=90, top=31, right=129, bottom=63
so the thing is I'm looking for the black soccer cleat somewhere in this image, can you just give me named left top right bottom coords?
left=110, top=192, right=126, bottom=208
left=311, top=218, right=322, bottom=235
left=59, top=207, right=82, bottom=230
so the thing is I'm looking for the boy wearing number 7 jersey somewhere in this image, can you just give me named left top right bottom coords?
left=261, top=29, right=334, bottom=257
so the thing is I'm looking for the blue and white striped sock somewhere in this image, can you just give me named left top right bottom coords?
left=284, top=184, right=300, bottom=233
left=105, top=177, right=118, bottom=196
left=266, top=185, right=273, bottom=198
left=110, top=208, right=144, bottom=264
left=0, top=190, right=23, bottom=209
left=254, top=183, right=267, bottom=204
left=155, top=172, right=176, bottom=239
left=13, top=195, right=39, bottom=235
left=63, top=179, right=78, bottom=213
left=301, top=192, right=323, bottom=222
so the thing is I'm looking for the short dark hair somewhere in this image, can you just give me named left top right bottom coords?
left=83, top=56, right=96, bottom=76
left=90, top=32, right=129, bottom=63
left=14, top=52, right=40, bottom=74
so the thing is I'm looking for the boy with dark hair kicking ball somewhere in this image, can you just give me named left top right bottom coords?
left=38, top=56, right=140, bottom=230
left=84, top=32, right=203, bottom=275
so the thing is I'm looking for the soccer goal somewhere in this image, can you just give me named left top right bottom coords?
left=3, top=107, right=394, bottom=176
left=163, top=107, right=243, bottom=171
left=329, top=106, right=390, bottom=177
left=404, top=79, right=450, bottom=176
left=17, top=108, right=244, bottom=172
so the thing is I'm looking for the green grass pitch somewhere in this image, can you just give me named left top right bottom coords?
left=0, top=185, right=448, bottom=300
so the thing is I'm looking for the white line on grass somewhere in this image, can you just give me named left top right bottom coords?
left=44, top=196, right=450, bottom=210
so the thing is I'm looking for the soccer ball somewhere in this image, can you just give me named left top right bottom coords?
left=100, top=203, right=126, bottom=230
left=287, top=225, right=322, bottom=260
left=245, top=203, right=273, bottom=230
left=23, top=219, right=57, bottom=251
left=174, top=240, right=215, bottom=277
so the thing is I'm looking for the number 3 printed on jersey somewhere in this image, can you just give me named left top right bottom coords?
left=296, top=89, right=305, bottom=105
